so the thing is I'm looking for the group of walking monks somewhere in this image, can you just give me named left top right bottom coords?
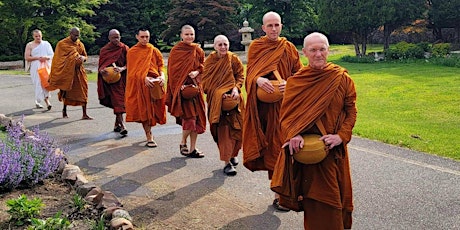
left=33, top=10, right=357, bottom=230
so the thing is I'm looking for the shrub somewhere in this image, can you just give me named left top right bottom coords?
left=341, top=55, right=376, bottom=63
left=0, top=55, right=23, bottom=62
left=417, top=42, right=432, bottom=52
left=432, top=43, right=451, bottom=57
left=6, top=194, right=44, bottom=226
left=385, top=41, right=425, bottom=60
left=428, top=56, right=460, bottom=68
left=0, top=117, right=65, bottom=190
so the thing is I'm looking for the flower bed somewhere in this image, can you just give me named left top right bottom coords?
left=0, top=116, right=65, bottom=191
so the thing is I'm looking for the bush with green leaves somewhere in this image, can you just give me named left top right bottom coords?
left=6, top=194, right=44, bottom=226
left=341, top=55, right=376, bottom=63
left=27, top=212, right=70, bottom=230
left=432, top=43, right=451, bottom=57
left=385, top=41, right=425, bottom=60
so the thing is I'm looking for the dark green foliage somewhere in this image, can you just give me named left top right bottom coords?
left=341, top=55, right=376, bottom=63
left=416, top=42, right=432, bottom=52
left=429, top=56, right=460, bottom=68
left=161, top=0, right=241, bottom=46
left=0, top=55, right=23, bottom=62
left=385, top=41, right=425, bottom=59
left=86, top=0, right=171, bottom=52
left=431, top=43, right=451, bottom=57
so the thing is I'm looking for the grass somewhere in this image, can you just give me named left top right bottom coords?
left=1, top=45, right=459, bottom=160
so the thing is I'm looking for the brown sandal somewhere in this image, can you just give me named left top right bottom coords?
left=180, top=144, right=188, bottom=156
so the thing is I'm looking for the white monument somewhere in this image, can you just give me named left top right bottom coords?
left=239, top=20, right=254, bottom=52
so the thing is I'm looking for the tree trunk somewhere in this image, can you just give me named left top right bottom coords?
left=383, top=24, right=394, bottom=51
left=352, top=33, right=361, bottom=57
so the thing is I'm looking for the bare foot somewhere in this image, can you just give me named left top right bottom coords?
left=81, top=115, right=93, bottom=120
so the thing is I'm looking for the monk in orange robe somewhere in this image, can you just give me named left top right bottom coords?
left=125, top=29, right=166, bottom=147
left=271, top=32, right=357, bottom=229
left=49, top=27, right=92, bottom=119
left=166, top=25, right=206, bottom=158
left=242, top=11, right=302, bottom=210
left=202, top=35, right=244, bottom=176
left=97, top=29, right=129, bottom=135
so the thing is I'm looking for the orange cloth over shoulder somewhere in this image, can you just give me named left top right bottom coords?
left=242, top=36, right=302, bottom=171
left=272, top=62, right=356, bottom=212
left=202, top=51, right=244, bottom=124
left=125, top=43, right=166, bottom=126
left=49, top=37, right=86, bottom=91
left=166, top=41, right=205, bottom=118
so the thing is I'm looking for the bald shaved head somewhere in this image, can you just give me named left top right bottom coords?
left=69, top=27, right=80, bottom=42
left=108, top=29, right=121, bottom=45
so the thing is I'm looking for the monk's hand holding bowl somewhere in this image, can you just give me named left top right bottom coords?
left=281, top=135, right=304, bottom=156
left=145, top=77, right=154, bottom=88
left=189, top=70, right=199, bottom=79
left=256, top=77, right=275, bottom=93
left=278, top=80, right=287, bottom=93
left=158, top=76, right=165, bottom=87
left=230, top=87, right=239, bottom=99
left=320, top=134, right=343, bottom=150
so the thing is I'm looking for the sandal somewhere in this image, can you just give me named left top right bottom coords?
left=180, top=144, right=189, bottom=156
left=145, top=140, right=157, bottom=148
left=273, top=198, right=290, bottom=212
left=187, top=149, right=204, bottom=158
left=113, top=126, right=122, bottom=132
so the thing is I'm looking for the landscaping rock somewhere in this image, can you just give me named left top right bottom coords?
left=110, top=217, right=134, bottom=230
left=112, top=209, right=132, bottom=222
left=97, top=191, right=122, bottom=209
left=0, top=114, right=13, bottom=127
left=61, top=164, right=82, bottom=181
left=75, top=173, right=88, bottom=186
left=76, top=182, right=98, bottom=197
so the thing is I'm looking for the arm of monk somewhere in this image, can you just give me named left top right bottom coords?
left=337, top=74, right=357, bottom=144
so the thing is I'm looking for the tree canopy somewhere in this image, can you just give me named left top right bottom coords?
left=0, top=0, right=459, bottom=59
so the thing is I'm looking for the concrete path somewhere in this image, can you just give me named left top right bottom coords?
left=1, top=74, right=459, bottom=229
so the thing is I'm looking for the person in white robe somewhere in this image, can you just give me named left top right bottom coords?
left=24, top=29, right=54, bottom=110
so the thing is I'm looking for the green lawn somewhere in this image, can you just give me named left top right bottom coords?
left=2, top=45, right=459, bottom=160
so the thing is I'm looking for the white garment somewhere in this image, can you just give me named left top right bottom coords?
left=28, top=41, right=54, bottom=103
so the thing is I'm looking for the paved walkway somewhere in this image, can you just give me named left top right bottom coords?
left=1, top=74, right=459, bottom=229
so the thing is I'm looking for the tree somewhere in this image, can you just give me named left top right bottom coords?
left=427, top=0, right=460, bottom=43
left=0, top=0, right=107, bottom=58
left=86, top=0, right=171, bottom=52
left=317, top=0, right=381, bottom=56
left=162, top=0, right=240, bottom=46
left=376, top=0, right=426, bottom=50
left=240, top=0, right=318, bottom=44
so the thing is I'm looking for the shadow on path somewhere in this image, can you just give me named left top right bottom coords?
left=129, top=169, right=226, bottom=222
left=219, top=205, right=282, bottom=230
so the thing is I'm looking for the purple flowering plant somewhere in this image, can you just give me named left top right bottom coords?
left=0, top=117, right=66, bottom=190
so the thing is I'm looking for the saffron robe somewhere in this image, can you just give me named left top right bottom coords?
left=166, top=41, right=206, bottom=133
left=202, top=51, right=244, bottom=160
left=97, top=41, right=129, bottom=114
left=27, top=41, right=54, bottom=103
left=271, top=63, right=357, bottom=229
left=125, top=43, right=166, bottom=126
left=243, top=36, right=302, bottom=173
left=49, top=37, right=89, bottom=106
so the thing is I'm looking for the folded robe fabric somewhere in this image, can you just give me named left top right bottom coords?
left=242, top=36, right=302, bottom=172
left=125, top=42, right=166, bottom=126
